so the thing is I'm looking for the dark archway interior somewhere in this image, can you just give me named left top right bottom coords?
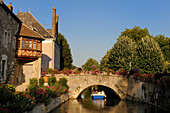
left=77, top=85, right=121, bottom=106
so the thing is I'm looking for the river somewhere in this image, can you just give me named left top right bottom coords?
left=51, top=98, right=169, bottom=113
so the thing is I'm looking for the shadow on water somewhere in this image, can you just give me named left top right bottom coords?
left=51, top=99, right=169, bottom=113
left=51, top=85, right=169, bottom=113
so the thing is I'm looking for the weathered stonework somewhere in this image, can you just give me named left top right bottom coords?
left=126, top=78, right=170, bottom=111
left=0, top=2, right=21, bottom=83
left=55, top=74, right=170, bottom=111
left=55, top=74, right=129, bottom=99
left=27, top=94, right=69, bottom=113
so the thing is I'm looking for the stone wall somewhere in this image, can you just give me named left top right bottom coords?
left=23, top=58, right=41, bottom=84
left=55, top=74, right=170, bottom=111
left=126, top=78, right=170, bottom=111
left=55, top=74, right=128, bottom=99
left=27, top=93, right=69, bottom=113
left=0, top=2, right=20, bottom=83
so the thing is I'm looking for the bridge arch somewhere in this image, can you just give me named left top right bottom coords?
left=55, top=75, right=129, bottom=99
left=77, top=85, right=121, bottom=100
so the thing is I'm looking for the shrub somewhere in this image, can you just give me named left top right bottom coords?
left=73, top=68, right=82, bottom=74
left=48, top=76, right=56, bottom=86
left=47, top=68, right=53, bottom=74
left=53, top=69, right=60, bottom=74
left=61, top=68, right=73, bottom=75
left=58, top=77, right=69, bottom=89
left=7, top=92, right=35, bottom=113
left=157, top=76, right=170, bottom=88
left=104, top=68, right=115, bottom=75
left=29, top=88, right=51, bottom=105
left=0, top=84, right=35, bottom=113
left=30, top=78, right=38, bottom=87
left=115, top=68, right=128, bottom=77
left=0, top=84, right=15, bottom=105
left=39, top=77, right=44, bottom=87
left=41, top=67, right=47, bottom=76
left=44, top=85, right=68, bottom=99
left=28, top=78, right=38, bottom=92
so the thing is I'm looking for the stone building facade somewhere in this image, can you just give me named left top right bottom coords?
left=0, top=1, right=45, bottom=88
left=0, top=1, right=21, bottom=83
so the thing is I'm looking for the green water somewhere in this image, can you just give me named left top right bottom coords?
left=51, top=99, right=169, bottom=113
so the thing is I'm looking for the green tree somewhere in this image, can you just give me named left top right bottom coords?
left=121, top=26, right=150, bottom=42
left=154, top=35, right=170, bottom=62
left=137, top=36, right=165, bottom=73
left=107, top=36, right=138, bottom=71
left=57, top=33, right=73, bottom=70
left=82, top=58, right=99, bottom=72
left=100, top=49, right=111, bottom=72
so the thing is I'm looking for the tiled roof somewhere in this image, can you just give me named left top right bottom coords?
left=19, top=24, right=45, bottom=40
left=17, top=12, right=53, bottom=38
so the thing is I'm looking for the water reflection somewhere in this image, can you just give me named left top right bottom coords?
left=51, top=99, right=169, bottom=113
left=92, top=100, right=105, bottom=108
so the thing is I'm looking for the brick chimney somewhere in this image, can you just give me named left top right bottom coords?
left=7, top=3, right=13, bottom=12
left=55, top=14, right=58, bottom=37
left=52, top=6, right=56, bottom=38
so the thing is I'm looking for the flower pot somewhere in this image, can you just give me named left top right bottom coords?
left=43, top=76, right=49, bottom=83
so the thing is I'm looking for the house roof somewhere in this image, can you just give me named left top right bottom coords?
left=17, top=12, right=53, bottom=38
left=0, top=1, right=22, bottom=24
left=19, top=24, right=45, bottom=40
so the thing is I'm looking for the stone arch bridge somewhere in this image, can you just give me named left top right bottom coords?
left=55, top=74, right=144, bottom=99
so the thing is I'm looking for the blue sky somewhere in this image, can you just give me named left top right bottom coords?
left=4, top=0, right=170, bottom=67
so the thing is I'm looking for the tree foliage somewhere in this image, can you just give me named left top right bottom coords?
left=137, top=36, right=165, bottom=73
left=105, top=36, right=138, bottom=71
left=57, top=33, right=73, bottom=70
left=82, top=58, right=99, bottom=72
left=100, top=49, right=111, bottom=72
left=121, top=26, right=150, bottom=42
left=154, top=35, right=170, bottom=62
left=100, top=26, right=168, bottom=74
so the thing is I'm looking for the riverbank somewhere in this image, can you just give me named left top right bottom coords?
left=27, top=94, right=69, bottom=113
left=125, top=78, right=170, bottom=112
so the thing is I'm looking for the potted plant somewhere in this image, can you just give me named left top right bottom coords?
left=41, top=67, right=49, bottom=85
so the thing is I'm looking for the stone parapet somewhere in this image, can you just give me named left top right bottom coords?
left=27, top=93, right=69, bottom=113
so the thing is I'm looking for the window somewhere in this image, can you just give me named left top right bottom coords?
left=4, top=31, right=8, bottom=47
left=1, top=60, right=6, bottom=78
left=13, top=37, right=16, bottom=49
left=22, top=38, right=25, bottom=48
left=33, top=40, right=36, bottom=50
left=37, top=40, right=41, bottom=50
left=8, top=32, right=11, bottom=44
left=1, top=55, right=7, bottom=81
left=26, top=40, right=29, bottom=49
left=19, top=38, right=41, bottom=50
left=29, top=40, right=32, bottom=49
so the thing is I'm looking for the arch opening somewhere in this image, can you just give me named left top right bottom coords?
left=77, top=85, right=121, bottom=106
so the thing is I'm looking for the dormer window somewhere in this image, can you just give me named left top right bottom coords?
left=33, top=27, right=37, bottom=31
